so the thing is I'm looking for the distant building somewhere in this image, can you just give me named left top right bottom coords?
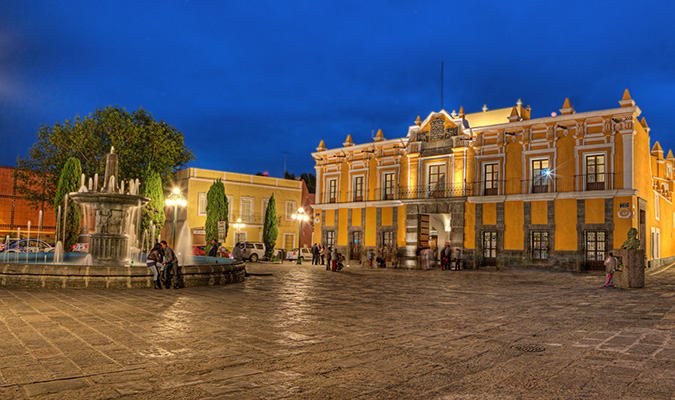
left=166, top=168, right=311, bottom=253
left=312, top=90, right=674, bottom=271
left=0, top=166, right=57, bottom=240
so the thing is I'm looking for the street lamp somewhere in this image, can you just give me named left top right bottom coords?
left=165, top=187, right=187, bottom=248
left=232, top=218, right=245, bottom=245
left=291, top=207, right=309, bottom=265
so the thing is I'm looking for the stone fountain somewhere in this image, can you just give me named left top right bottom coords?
left=70, top=147, right=149, bottom=266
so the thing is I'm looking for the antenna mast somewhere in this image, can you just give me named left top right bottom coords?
left=441, top=61, right=444, bottom=110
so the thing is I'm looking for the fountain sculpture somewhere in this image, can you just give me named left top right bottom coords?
left=70, top=147, right=149, bottom=266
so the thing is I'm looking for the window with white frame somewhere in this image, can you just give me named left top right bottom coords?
left=198, top=192, right=207, bottom=216
left=285, top=200, right=297, bottom=221
left=241, top=197, right=254, bottom=224
left=655, top=192, right=660, bottom=221
left=383, top=172, right=396, bottom=200
left=283, top=233, right=295, bottom=250
left=235, top=230, right=247, bottom=245
left=427, top=164, right=446, bottom=197
left=261, top=198, right=269, bottom=219
left=352, top=175, right=364, bottom=202
left=651, top=227, right=661, bottom=259
left=668, top=164, right=672, bottom=178
left=226, top=195, right=233, bottom=222
left=482, top=163, right=499, bottom=195
left=531, top=158, right=550, bottom=193
left=585, top=154, right=606, bottom=191
left=327, top=178, right=337, bottom=203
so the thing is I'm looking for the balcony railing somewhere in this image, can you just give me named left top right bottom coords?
left=317, top=174, right=618, bottom=204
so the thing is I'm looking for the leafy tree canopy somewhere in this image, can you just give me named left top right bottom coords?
left=16, top=105, right=194, bottom=207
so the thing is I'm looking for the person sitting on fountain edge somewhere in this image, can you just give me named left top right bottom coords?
left=160, top=241, right=180, bottom=289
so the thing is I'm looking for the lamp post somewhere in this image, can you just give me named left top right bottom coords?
left=232, top=218, right=245, bottom=245
left=291, top=207, right=309, bottom=265
left=165, top=188, right=187, bottom=248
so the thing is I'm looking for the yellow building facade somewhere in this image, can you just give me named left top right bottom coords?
left=171, top=168, right=305, bottom=252
left=312, top=90, right=675, bottom=271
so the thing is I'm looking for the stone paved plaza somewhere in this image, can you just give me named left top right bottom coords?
left=2, top=261, right=675, bottom=399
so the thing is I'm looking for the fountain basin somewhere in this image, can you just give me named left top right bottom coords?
left=0, top=254, right=245, bottom=289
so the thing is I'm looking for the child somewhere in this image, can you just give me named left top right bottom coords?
left=604, top=252, right=617, bottom=287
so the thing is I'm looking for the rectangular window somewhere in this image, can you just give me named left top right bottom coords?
left=382, top=231, right=395, bottom=248
left=198, top=192, right=207, bottom=216
left=531, top=159, right=550, bottom=193
left=483, top=163, right=499, bottom=196
left=531, top=231, right=549, bottom=260
left=226, top=195, right=233, bottom=222
left=285, top=200, right=297, bottom=221
left=327, top=179, right=337, bottom=203
left=428, top=164, right=446, bottom=198
left=585, top=154, right=605, bottom=191
left=483, top=231, right=497, bottom=259
left=353, top=175, right=364, bottom=202
left=584, top=230, right=606, bottom=262
left=383, top=172, right=395, bottom=200
left=235, top=230, right=247, bottom=244
left=668, top=164, right=672, bottom=177
left=655, top=192, right=660, bottom=221
left=241, top=198, right=254, bottom=224
left=325, top=231, right=335, bottom=247
left=261, top=198, right=269, bottom=220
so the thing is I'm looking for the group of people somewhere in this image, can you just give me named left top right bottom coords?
left=310, top=243, right=325, bottom=265
left=309, top=243, right=344, bottom=271
left=367, top=248, right=389, bottom=268
left=146, top=240, right=181, bottom=289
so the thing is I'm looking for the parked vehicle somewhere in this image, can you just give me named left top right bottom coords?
left=73, top=234, right=90, bottom=252
left=2, top=239, right=54, bottom=253
left=286, top=247, right=312, bottom=261
left=237, top=241, right=265, bottom=262
left=218, top=246, right=234, bottom=259
left=192, top=245, right=206, bottom=256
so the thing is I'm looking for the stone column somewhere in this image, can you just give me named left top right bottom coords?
left=614, top=249, right=645, bottom=288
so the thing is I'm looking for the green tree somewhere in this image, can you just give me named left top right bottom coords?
left=300, top=172, right=316, bottom=193
left=15, top=105, right=194, bottom=208
left=205, top=180, right=228, bottom=246
left=140, top=170, right=165, bottom=245
left=54, top=157, right=82, bottom=251
left=263, top=194, right=278, bottom=258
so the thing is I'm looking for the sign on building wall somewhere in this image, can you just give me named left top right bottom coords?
left=217, top=221, right=227, bottom=241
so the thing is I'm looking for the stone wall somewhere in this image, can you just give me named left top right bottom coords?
left=0, top=261, right=246, bottom=289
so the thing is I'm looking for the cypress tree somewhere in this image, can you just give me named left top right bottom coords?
left=54, top=157, right=82, bottom=251
left=140, top=170, right=165, bottom=244
left=263, top=194, right=278, bottom=258
left=205, top=180, right=228, bottom=245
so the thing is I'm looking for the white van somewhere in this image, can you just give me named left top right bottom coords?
left=237, top=241, right=265, bottom=262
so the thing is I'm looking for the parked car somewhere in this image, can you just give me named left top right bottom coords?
left=3, top=239, right=54, bottom=253
left=286, top=247, right=312, bottom=261
left=73, top=234, right=90, bottom=252
left=218, top=246, right=234, bottom=259
left=236, top=241, right=265, bottom=262
left=192, top=245, right=206, bottom=256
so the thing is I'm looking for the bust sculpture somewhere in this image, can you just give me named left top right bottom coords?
left=620, top=227, right=640, bottom=250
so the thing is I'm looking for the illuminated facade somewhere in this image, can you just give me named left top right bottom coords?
left=312, top=90, right=675, bottom=271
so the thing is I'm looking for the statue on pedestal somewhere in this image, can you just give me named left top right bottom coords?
left=620, top=227, right=640, bottom=250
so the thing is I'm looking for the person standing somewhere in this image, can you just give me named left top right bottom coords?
left=146, top=243, right=163, bottom=289
left=311, top=243, right=319, bottom=265
left=367, top=249, right=374, bottom=268
left=453, top=248, right=462, bottom=270
left=442, top=244, right=451, bottom=270
left=604, top=252, right=617, bottom=287
left=320, top=244, right=326, bottom=265
left=208, top=239, right=218, bottom=257
left=160, top=241, right=179, bottom=289
left=325, top=246, right=332, bottom=271
left=331, top=247, right=338, bottom=272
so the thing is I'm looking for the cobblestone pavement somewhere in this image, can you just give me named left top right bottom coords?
left=2, top=261, right=675, bottom=399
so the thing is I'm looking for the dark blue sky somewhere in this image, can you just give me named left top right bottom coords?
left=2, top=1, right=674, bottom=177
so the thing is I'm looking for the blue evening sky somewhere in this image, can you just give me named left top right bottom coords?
left=1, top=1, right=674, bottom=178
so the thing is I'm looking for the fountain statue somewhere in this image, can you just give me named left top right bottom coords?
left=70, top=147, right=149, bottom=266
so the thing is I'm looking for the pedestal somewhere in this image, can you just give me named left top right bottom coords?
left=614, top=249, right=645, bottom=289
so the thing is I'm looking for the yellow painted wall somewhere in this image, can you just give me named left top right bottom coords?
left=613, top=196, right=636, bottom=249
left=585, top=199, right=604, bottom=224
left=464, top=202, right=475, bottom=249
left=325, top=210, right=335, bottom=227
left=504, top=201, right=524, bottom=250
left=397, top=205, right=406, bottom=247
left=482, top=203, right=496, bottom=225
left=504, top=141, right=523, bottom=195
left=365, top=207, right=377, bottom=246
left=531, top=201, right=548, bottom=225
left=352, top=208, right=362, bottom=226
left=556, top=133, right=576, bottom=192
left=634, top=122, right=654, bottom=258
left=554, top=199, right=577, bottom=250
left=338, top=208, right=349, bottom=245
left=382, top=207, right=393, bottom=226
